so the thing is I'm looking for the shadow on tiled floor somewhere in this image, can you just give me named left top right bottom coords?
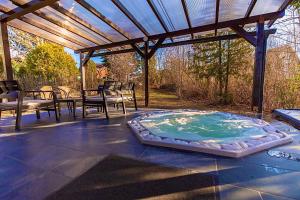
left=0, top=108, right=300, bottom=200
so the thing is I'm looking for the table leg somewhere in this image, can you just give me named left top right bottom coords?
left=73, top=101, right=76, bottom=119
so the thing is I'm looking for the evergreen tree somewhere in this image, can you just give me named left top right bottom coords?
left=190, top=35, right=253, bottom=103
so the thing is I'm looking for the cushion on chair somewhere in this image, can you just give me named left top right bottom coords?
left=0, top=99, right=53, bottom=110
left=85, top=96, right=104, bottom=102
left=86, top=96, right=124, bottom=103
left=121, top=89, right=132, bottom=95
left=106, top=96, right=124, bottom=103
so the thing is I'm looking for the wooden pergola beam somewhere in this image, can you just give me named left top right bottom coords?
left=111, top=0, right=149, bottom=37
left=268, top=0, right=292, bottom=27
left=82, top=50, right=95, bottom=66
left=146, top=0, right=169, bottom=33
left=76, top=10, right=283, bottom=53
left=181, top=0, right=193, bottom=38
left=75, top=0, right=132, bottom=40
left=10, top=0, right=109, bottom=45
left=91, top=29, right=276, bottom=57
left=230, top=25, right=257, bottom=46
left=0, top=0, right=59, bottom=22
left=215, top=0, right=220, bottom=35
left=0, top=22, right=13, bottom=80
left=244, top=0, right=257, bottom=18
left=130, top=43, right=144, bottom=58
left=148, top=37, right=165, bottom=58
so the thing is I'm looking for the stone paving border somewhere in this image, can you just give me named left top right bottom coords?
left=128, top=110, right=293, bottom=158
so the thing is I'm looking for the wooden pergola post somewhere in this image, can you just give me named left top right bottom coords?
left=252, top=19, right=268, bottom=117
left=0, top=22, right=13, bottom=80
left=79, top=53, right=86, bottom=90
left=144, top=40, right=149, bottom=107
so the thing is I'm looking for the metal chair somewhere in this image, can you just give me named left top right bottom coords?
left=0, top=80, right=59, bottom=130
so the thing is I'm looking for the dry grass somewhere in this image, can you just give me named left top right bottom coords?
left=135, top=88, right=272, bottom=120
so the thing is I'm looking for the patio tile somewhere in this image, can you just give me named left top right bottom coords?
left=239, top=150, right=300, bottom=172
left=18, top=145, right=90, bottom=171
left=0, top=155, right=42, bottom=197
left=218, top=184, right=262, bottom=200
left=217, top=159, right=300, bottom=199
left=140, top=146, right=217, bottom=174
left=261, top=193, right=296, bottom=200
left=15, top=171, right=72, bottom=200
left=1, top=191, right=31, bottom=200
left=52, top=153, right=105, bottom=178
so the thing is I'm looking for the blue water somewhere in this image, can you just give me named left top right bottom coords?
left=140, top=111, right=267, bottom=142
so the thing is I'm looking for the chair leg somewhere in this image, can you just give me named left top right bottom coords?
left=82, top=105, right=86, bottom=118
left=103, top=103, right=109, bottom=119
left=73, top=101, right=76, bottom=119
left=122, top=101, right=126, bottom=115
left=48, top=110, right=51, bottom=117
left=133, top=92, right=138, bottom=111
left=53, top=103, right=59, bottom=122
left=58, top=103, right=61, bottom=116
left=36, top=109, right=41, bottom=119
left=16, top=109, right=22, bottom=131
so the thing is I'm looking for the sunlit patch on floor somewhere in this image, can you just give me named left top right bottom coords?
left=268, top=150, right=300, bottom=162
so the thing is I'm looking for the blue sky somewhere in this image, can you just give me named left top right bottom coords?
left=64, top=48, right=105, bottom=67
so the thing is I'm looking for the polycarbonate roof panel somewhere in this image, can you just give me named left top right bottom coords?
left=0, top=0, right=18, bottom=10
left=0, top=0, right=290, bottom=50
left=185, top=0, right=216, bottom=27
left=24, top=13, right=96, bottom=47
left=8, top=19, right=83, bottom=50
left=173, top=34, right=191, bottom=42
left=118, top=0, right=165, bottom=35
left=58, top=0, right=126, bottom=42
left=150, top=0, right=188, bottom=31
left=38, top=6, right=109, bottom=44
left=84, top=0, right=144, bottom=38
left=219, top=0, right=252, bottom=22
left=251, top=0, right=285, bottom=16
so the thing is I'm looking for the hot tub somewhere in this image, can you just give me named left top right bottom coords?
left=128, top=110, right=292, bottom=158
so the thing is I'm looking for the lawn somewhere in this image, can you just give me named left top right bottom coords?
left=134, top=88, right=273, bottom=120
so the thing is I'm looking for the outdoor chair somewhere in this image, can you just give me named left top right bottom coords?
left=0, top=80, right=59, bottom=130
left=121, top=82, right=138, bottom=111
left=103, top=80, right=126, bottom=114
left=82, top=89, right=109, bottom=119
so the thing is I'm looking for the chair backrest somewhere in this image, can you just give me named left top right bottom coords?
left=103, top=80, right=116, bottom=91
left=40, top=85, right=53, bottom=100
left=122, top=82, right=134, bottom=91
left=57, top=86, right=71, bottom=99
left=0, top=80, right=21, bottom=100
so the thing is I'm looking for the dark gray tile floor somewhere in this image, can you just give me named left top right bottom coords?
left=0, top=108, right=300, bottom=200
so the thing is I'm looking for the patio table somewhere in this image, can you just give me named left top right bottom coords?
left=57, top=97, right=82, bottom=119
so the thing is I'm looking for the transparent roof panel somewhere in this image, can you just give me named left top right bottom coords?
left=173, top=34, right=191, bottom=42
left=118, top=0, right=165, bottom=35
left=0, top=0, right=17, bottom=10
left=251, top=0, right=285, bottom=16
left=38, top=6, right=109, bottom=45
left=84, top=0, right=144, bottom=38
left=185, top=0, right=216, bottom=27
left=8, top=19, right=83, bottom=50
left=59, top=0, right=126, bottom=42
left=25, top=13, right=96, bottom=47
left=219, top=0, right=252, bottom=22
left=150, top=0, right=188, bottom=31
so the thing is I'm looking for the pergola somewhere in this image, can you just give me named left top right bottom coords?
left=0, top=0, right=292, bottom=115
